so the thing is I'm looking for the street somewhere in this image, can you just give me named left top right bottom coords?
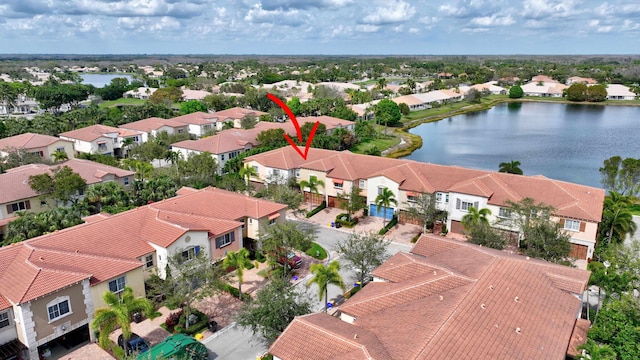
left=202, top=219, right=414, bottom=359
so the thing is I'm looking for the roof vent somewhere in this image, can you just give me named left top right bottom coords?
left=353, top=334, right=358, bottom=339
left=481, top=303, right=486, bottom=309
left=439, top=295, right=444, bottom=301
left=515, top=327, right=521, bottom=334
left=39, top=256, right=44, bottom=261
left=514, top=296, right=519, bottom=303
left=489, top=285, right=494, bottom=290
left=433, top=270, right=437, bottom=275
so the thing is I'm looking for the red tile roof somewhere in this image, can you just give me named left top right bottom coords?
left=59, top=124, right=123, bottom=142
left=246, top=148, right=604, bottom=222
left=209, top=107, right=268, bottom=120
left=119, top=117, right=189, bottom=132
left=0, top=133, right=72, bottom=151
left=270, top=235, right=590, bottom=360
left=0, top=160, right=133, bottom=204
left=170, top=112, right=218, bottom=126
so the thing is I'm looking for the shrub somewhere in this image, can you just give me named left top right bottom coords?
left=378, top=215, right=398, bottom=235
left=177, top=309, right=209, bottom=335
left=306, top=201, right=327, bottom=218
left=222, top=283, right=251, bottom=301
left=164, top=309, right=184, bottom=331
left=335, top=213, right=358, bottom=228
left=411, top=233, right=421, bottom=243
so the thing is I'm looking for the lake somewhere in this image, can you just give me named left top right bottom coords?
left=405, top=102, right=640, bottom=188
left=80, top=73, right=134, bottom=88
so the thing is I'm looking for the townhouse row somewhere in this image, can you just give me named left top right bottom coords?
left=244, top=147, right=605, bottom=260
left=0, top=187, right=286, bottom=360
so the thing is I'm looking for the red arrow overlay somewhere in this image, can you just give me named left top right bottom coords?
left=267, top=93, right=319, bottom=160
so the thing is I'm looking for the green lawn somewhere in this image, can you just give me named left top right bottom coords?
left=98, top=98, right=147, bottom=108
left=351, top=134, right=401, bottom=154
left=305, top=242, right=327, bottom=260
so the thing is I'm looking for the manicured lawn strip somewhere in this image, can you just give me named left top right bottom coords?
left=305, top=242, right=327, bottom=260
left=98, top=98, right=147, bottom=107
left=351, top=134, right=400, bottom=154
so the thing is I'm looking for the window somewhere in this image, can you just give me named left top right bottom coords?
left=98, top=143, right=107, bottom=151
left=108, top=276, right=126, bottom=294
left=178, top=129, right=184, bottom=133
left=295, top=169, right=300, bottom=178
left=145, top=255, right=154, bottom=268
left=0, top=311, right=9, bottom=329
left=377, top=186, right=384, bottom=195
left=269, top=219, right=277, bottom=225
left=436, top=193, right=443, bottom=202
left=56, top=147, right=65, bottom=152
left=445, top=194, right=449, bottom=203
left=124, top=177, right=130, bottom=186
left=47, top=297, right=71, bottom=322
left=221, top=154, right=225, bottom=161
left=407, top=195, right=417, bottom=203
left=334, top=181, right=343, bottom=189
left=456, top=199, right=479, bottom=212
left=252, top=165, right=258, bottom=174
left=565, top=219, right=581, bottom=231
left=7, top=200, right=30, bottom=214
left=498, top=208, right=511, bottom=218
left=215, top=232, right=235, bottom=248
left=181, top=246, right=200, bottom=261
left=359, top=179, right=365, bottom=188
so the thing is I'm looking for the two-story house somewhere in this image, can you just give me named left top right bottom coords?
left=169, top=112, right=217, bottom=137
left=0, top=133, right=75, bottom=162
left=245, top=148, right=605, bottom=261
left=0, top=160, right=134, bottom=241
left=208, top=107, right=268, bottom=130
left=118, top=117, right=190, bottom=143
left=59, top=125, right=142, bottom=157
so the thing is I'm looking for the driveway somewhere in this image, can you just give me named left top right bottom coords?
left=203, top=323, right=268, bottom=360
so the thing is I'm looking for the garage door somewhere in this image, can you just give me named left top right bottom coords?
left=450, top=220, right=465, bottom=235
left=369, top=204, right=394, bottom=219
left=569, top=243, right=588, bottom=260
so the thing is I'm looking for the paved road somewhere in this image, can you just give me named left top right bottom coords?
left=204, top=323, right=268, bottom=360
left=202, top=221, right=414, bottom=359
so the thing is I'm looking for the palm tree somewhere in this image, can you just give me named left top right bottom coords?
left=239, top=165, right=258, bottom=188
left=299, top=177, right=325, bottom=211
left=376, top=77, right=387, bottom=90
left=91, top=286, right=155, bottom=349
left=121, top=137, right=135, bottom=158
left=222, top=248, right=253, bottom=295
left=461, top=207, right=492, bottom=233
left=604, top=191, right=637, bottom=245
left=498, top=160, right=523, bottom=175
left=307, top=261, right=346, bottom=313
left=375, top=187, right=398, bottom=227
left=51, top=149, right=68, bottom=163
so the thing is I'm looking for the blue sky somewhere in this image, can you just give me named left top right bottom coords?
left=1, top=0, right=639, bottom=55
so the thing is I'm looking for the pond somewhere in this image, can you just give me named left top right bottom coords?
left=80, top=73, right=134, bottom=88
left=405, top=102, right=640, bottom=188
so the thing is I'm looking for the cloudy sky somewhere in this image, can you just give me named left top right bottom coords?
left=1, top=0, right=639, bottom=55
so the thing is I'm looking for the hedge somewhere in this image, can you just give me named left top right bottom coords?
left=306, top=201, right=327, bottom=218
left=378, top=215, right=398, bottom=235
left=175, top=309, right=209, bottom=336
left=335, top=213, right=358, bottom=228
left=222, top=283, right=251, bottom=301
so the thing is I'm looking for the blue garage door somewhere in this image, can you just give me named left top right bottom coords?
left=369, top=204, right=395, bottom=219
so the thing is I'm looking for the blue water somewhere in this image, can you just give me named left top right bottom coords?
left=405, top=102, right=640, bottom=188
left=80, top=73, right=134, bottom=88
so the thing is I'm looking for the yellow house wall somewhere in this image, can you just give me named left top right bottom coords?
left=44, top=141, right=75, bottom=161
left=90, top=267, right=146, bottom=311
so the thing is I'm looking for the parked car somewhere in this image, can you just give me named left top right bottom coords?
left=277, top=251, right=303, bottom=269
left=118, top=333, right=150, bottom=356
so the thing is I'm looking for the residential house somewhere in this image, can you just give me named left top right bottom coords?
left=389, top=89, right=464, bottom=112
left=459, top=81, right=507, bottom=95
left=521, top=81, right=568, bottom=97
left=0, top=160, right=134, bottom=240
left=0, top=133, right=75, bottom=162
left=244, top=148, right=604, bottom=260
left=171, top=117, right=354, bottom=173
left=118, top=117, right=189, bottom=143
left=605, top=84, right=636, bottom=100
left=270, top=234, right=591, bottom=360
left=0, top=94, right=38, bottom=115
left=123, top=87, right=157, bottom=100
left=531, top=75, right=556, bottom=83
left=169, top=112, right=218, bottom=137
left=0, top=186, right=286, bottom=359
left=208, top=107, right=268, bottom=130
left=566, top=76, right=598, bottom=85
left=59, top=124, right=142, bottom=157
left=180, top=88, right=212, bottom=101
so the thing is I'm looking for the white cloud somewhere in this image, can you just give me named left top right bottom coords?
left=470, top=14, right=515, bottom=27
left=356, top=24, right=380, bottom=33
left=244, top=3, right=306, bottom=26
left=259, top=0, right=354, bottom=10
left=362, top=0, right=416, bottom=25
left=522, top=0, right=580, bottom=19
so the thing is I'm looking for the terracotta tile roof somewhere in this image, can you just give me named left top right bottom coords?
left=170, top=112, right=218, bottom=126
left=0, top=160, right=133, bottom=205
left=209, top=107, right=268, bottom=120
left=271, top=313, right=392, bottom=360
left=119, top=117, right=186, bottom=132
left=567, top=318, right=591, bottom=358
left=0, top=132, right=72, bottom=150
left=59, top=124, right=121, bottom=142
left=0, top=244, right=90, bottom=304
left=0, top=294, right=10, bottom=310
left=152, top=186, right=287, bottom=220
left=271, top=235, right=590, bottom=360
left=246, top=148, right=604, bottom=222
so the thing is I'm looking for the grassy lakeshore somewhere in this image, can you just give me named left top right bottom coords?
left=383, top=95, right=640, bottom=158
